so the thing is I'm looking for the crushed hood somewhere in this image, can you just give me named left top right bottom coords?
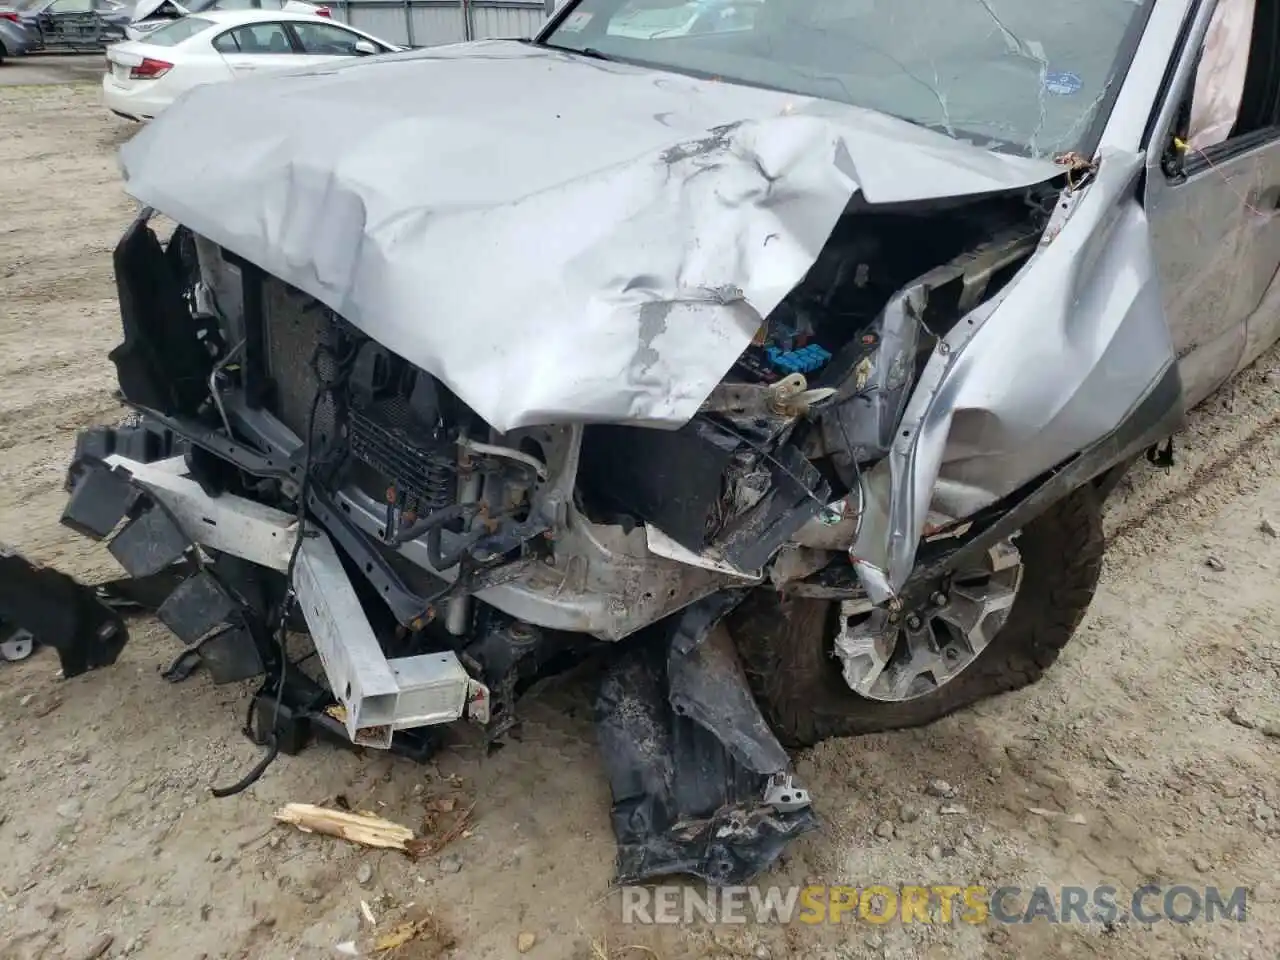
left=120, top=40, right=1061, bottom=433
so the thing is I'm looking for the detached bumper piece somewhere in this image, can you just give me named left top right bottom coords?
left=596, top=595, right=817, bottom=886
left=62, top=452, right=488, bottom=753
left=291, top=530, right=487, bottom=749
left=0, top=545, right=128, bottom=679
left=62, top=458, right=265, bottom=686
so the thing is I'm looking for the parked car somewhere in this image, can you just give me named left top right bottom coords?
left=125, top=0, right=330, bottom=42
left=0, top=8, right=37, bottom=61
left=0, top=0, right=128, bottom=52
left=102, top=9, right=399, bottom=120
left=63, top=0, right=1280, bottom=885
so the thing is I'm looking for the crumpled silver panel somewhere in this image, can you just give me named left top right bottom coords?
left=118, top=40, right=1059, bottom=433
left=851, top=149, right=1180, bottom=597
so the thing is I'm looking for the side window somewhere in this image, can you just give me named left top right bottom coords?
left=1170, top=0, right=1280, bottom=166
left=212, top=21, right=293, bottom=53
left=292, top=21, right=373, bottom=54
left=210, top=0, right=259, bottom=10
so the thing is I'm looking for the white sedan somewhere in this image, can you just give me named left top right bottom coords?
left=125, top=0, right=333, bottom=43
left=102, top=9, right=401, bottom=121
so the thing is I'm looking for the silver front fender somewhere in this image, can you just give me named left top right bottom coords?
left=852, top=150, right=1183, bottom=598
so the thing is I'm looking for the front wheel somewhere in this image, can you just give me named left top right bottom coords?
left=730, top=486, right=1105, bottom=748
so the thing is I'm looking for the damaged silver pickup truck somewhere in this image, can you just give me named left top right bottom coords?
left=46, top=0, right=1280, bottom=883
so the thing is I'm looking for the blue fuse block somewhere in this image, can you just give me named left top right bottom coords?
left=766, top=343, right=832, bottom=375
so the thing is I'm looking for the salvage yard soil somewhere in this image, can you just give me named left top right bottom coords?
left=3, top=84, right=1280, bottom=960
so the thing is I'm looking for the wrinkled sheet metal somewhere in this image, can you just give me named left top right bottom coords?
left=851, top=149, right=1180, bottom=598
left=118, top=40, right=1060, bottom=434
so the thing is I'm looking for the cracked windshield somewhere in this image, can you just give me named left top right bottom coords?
left=545, top=0, right=1150, bottom=157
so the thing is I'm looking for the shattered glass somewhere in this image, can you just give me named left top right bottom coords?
left=545, top=0, right=1154, bottom=157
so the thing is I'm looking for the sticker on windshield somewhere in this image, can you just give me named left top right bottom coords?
left=561, top=11, right=593, bottom=31
left=1043, top=71, right=1083, bottom=96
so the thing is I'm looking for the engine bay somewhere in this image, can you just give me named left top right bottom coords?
left=576, top=189, right=1049, bottom=572
left=103, top=176, right=1055, bottom=650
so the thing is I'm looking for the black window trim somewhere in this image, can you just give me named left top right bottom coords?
left=1184, top=126, right=1280, bottom=176
left=1157, top=0, right=1280, bottom=182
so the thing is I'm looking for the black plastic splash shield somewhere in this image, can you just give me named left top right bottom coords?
left=596, top=598, right=817, bottom=886
left=0, top=547, right=129, bottom=678
left=109, top=217, right=214, bottom=417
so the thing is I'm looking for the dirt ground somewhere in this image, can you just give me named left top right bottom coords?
left=0, top=55, right=104, bottom=88
left=2, top=82, right=1280, bottom=960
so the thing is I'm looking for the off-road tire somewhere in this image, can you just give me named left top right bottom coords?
left=730, top=486, right=1105, bottom=748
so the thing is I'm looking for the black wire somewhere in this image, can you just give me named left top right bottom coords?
left=273, top=384, right=327, bottom=727
left=210, top=344, right=339, bottom=798
left=269, top=341, right=362, bottom=720
left=209, top=738, right=281, bottom=798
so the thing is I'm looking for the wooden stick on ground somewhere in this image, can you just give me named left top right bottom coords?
left=274, top=803, right=416, bottom=852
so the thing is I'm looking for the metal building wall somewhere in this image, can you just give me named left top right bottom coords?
left=469, top=3, right=547, bottom=40
left=331, top=0, right=549, bottom=48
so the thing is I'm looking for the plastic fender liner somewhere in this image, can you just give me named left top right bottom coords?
left=595, top=593, right=817, bottom=886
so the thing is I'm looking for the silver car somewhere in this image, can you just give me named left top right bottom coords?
left=1, top=0, right=129, bottom=51
left=0, top=8, right=37, bottom=60
left=60, top=0, right=1280, bottom=884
